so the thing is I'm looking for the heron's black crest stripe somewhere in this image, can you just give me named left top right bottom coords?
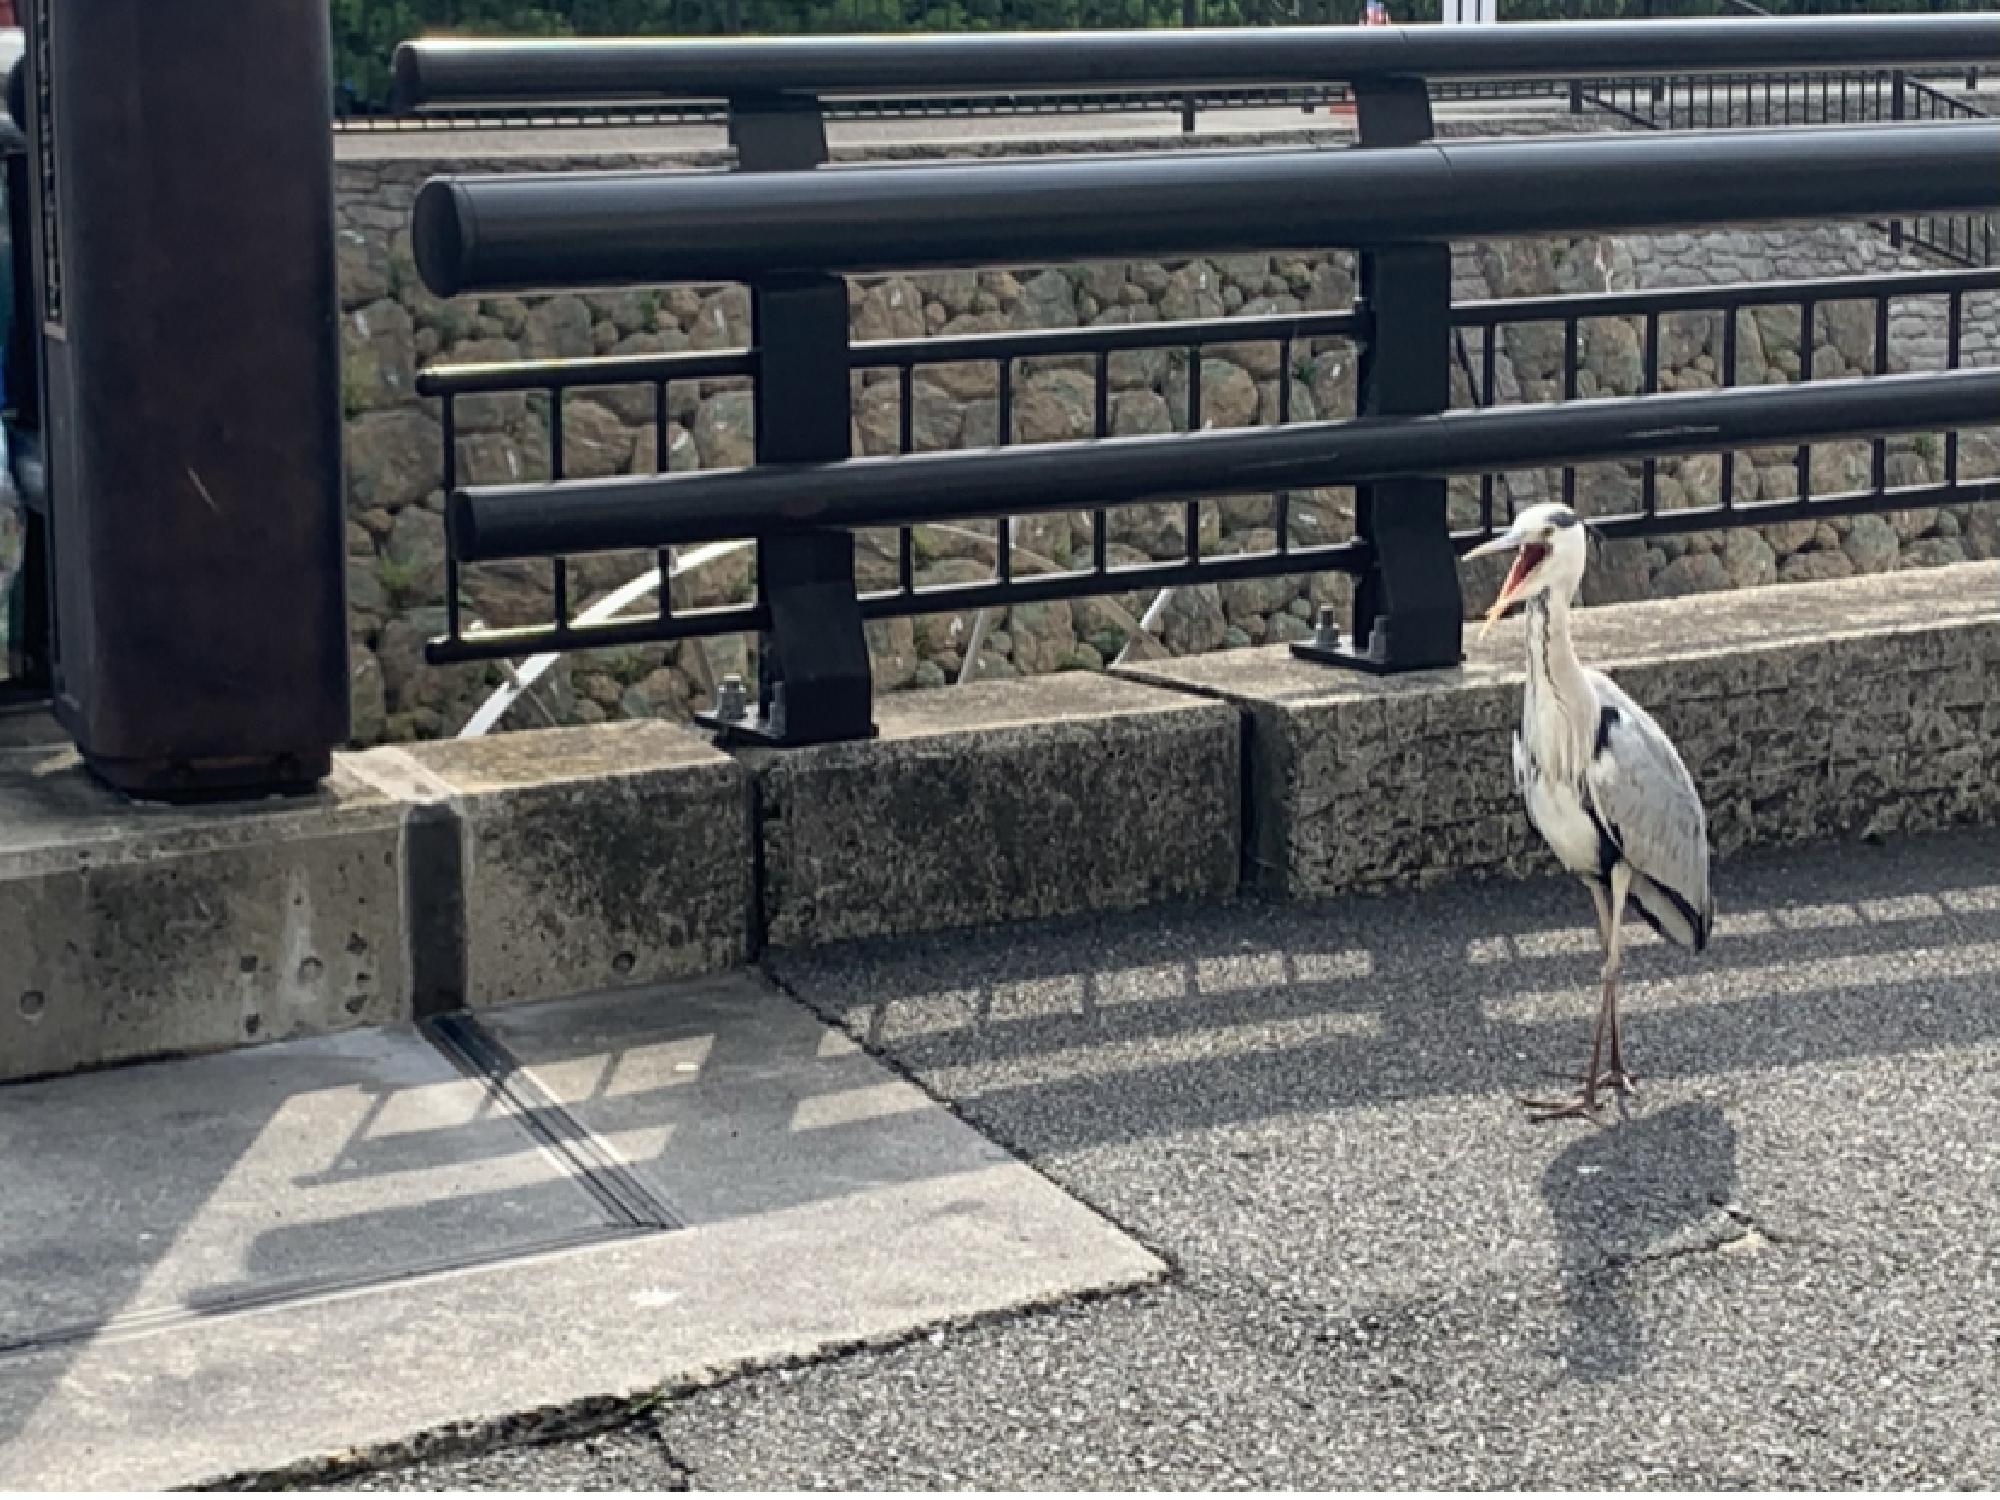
left=1593, top=703, right=1621, bottom=760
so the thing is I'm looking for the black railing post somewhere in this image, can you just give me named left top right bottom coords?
left=1180, top=0, right=1200, bottom=136
left=1889, top=69, right=1907, bottom=248
left=1, top=63, right=49, bottom=704
left=696, top=94, right=876, bottom=747
left=1295, top=74, right=1462, bottom=674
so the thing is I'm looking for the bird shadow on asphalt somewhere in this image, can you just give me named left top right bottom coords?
left=1539, top=1099, right=1739, bottom=1383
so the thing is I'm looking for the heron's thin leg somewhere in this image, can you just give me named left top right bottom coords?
left=1557, top=873, right=1639, bottom=1091
left=1605, top=984, right=1629, bottom=1082
left=1598, top=865, right=1639, bottom=1094
left=1524, top=866, right=1634, bottom=1122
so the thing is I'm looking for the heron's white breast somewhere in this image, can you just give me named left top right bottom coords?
left=1524, top=772, right=1604, bottom=877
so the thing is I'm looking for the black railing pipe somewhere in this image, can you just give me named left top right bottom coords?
left=412, top=122, right=2000, bottom=296
left=448, top=368, right=2000, bottom=563
left=393, top=17, right=2000, bottom=107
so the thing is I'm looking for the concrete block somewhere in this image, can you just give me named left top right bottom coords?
left=365, top=720, right=752, bottom=1008
left=0, top=748, right=409, bottom=1083
left=0, top=976, right=1162, bottom=1489
left=0, top=1026, right=616, bottom=1348
left=750, top=673, right=1240, bottom=948
left=1122, top=562, right=2000, bottom=900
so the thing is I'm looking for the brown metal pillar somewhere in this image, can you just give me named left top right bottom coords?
left=19, top=0, right=347, bottom=799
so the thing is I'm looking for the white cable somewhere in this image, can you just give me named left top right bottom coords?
left=455, top=525, right=1164, bottom=735
left=456, top=540, right=751, bottom=738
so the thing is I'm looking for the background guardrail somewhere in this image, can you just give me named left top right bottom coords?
left=336, top=0, right=1996, bottom=121
left=1571, top=62, right=1995, bottom=265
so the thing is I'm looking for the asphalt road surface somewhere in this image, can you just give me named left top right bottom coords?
left=332, top=824, right=2000, bottom=1491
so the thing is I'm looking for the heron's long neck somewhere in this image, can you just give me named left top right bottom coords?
left=1523, top=591, right=1595, bottom=766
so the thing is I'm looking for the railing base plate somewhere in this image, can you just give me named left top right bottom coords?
left=694, top=710, right=881, bottom=750
left=1288, top=639, right=1464, bottom=676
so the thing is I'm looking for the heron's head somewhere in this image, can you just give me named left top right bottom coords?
left=1462, top=502, right=1588, bottom=637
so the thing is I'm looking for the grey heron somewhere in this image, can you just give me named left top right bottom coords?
left=1463, top=502, right=1714, bottom=1122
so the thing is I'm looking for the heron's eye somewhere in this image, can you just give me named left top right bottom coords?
left=1551, top=511, right=1579, bottom=529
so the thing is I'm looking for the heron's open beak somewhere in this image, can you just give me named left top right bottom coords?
left=1463, top=528, right=1549, bottom=639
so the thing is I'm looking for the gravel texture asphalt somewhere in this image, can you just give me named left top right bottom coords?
left=330, top=825, right=2000, bottom=1492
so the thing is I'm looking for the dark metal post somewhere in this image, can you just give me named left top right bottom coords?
left=1181, top=0, right=1200, bottom=135
left=1, top=62, right=49, bottom=703
left=17, top=0, right=349, bottom=798
left=1889, top=68, right=1906, bottom=248
left=695, top=95, right=876, bottom=747
left=1295, top=74, right=1462, bottom=674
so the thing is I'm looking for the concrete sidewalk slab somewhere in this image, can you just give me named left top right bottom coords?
left=479, top=977, right=1037, bottom=1228
left=0, top=1028, right=618, bottom=1352
left=0, top=973, right=1161, bottom=1489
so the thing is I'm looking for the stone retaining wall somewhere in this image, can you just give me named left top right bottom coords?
left=334, top=132, right=2000, bottom=747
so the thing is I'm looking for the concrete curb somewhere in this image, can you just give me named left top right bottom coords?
left=2, top=720, right=753, bottom=1085
left=744, top=673, right=1242, bottom=949
left=5, top=563, right=1994, bottom=1082
left=0, top=751, right=412, bottom=1084
left=1118, top=561, right=2000, bottom=899
left=354, top=721, right=755, bottom=1011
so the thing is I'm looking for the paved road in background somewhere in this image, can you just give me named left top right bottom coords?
left=330, top=95, right=1572, bottom=161
left=336, top=825, right=2000, bottom=1491
left=334, top=83, right=2000, bottom=162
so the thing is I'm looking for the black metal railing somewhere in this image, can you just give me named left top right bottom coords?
left=1572, top=63, right=1995, bottom=264
left=1448, top=264, right=2000, bottom=533
left=373, top=12, right=1996, bottom=135
left=1579, top=66, right=1893, bottom=128
left=395, top=15, right=1994, bottom=105
left=403, top=20, right=2000, bottom=746
left=419, top=263, right=2000, bottom=646
left=335, top=0, right=1997, bottom=122
left=1891, top=73, right=1997, bottom=265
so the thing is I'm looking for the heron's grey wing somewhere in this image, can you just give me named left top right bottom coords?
left=1583, top=670, right=1714, bottom=949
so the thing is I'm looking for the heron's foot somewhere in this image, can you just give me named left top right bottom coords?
left=1518, top=1087, right=1605, bottom=1124
left=1544, top=1067, right=1639, bottom=1096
